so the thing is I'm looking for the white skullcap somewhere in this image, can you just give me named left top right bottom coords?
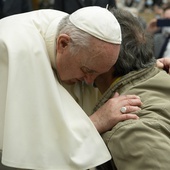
left=69, top=6, right=122, bottom=44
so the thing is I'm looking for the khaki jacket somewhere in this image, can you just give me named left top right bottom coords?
left=94, top=66, right=170, bottom=170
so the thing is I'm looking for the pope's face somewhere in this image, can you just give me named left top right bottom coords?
left=56, top=34, right=120, bottom=85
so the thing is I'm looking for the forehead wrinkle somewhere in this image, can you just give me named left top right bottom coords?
left=86, top=51, right=115, bottom=74
left=82, top=38, right=119, bottom=73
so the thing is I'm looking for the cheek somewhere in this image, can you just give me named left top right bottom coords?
left=66, top=67, right=85, bottom=80
left=164, top=11, right=170, bottom=18
left=115, top=46, right=120, bottom=60
left=76, top=70, right=87, bottom=79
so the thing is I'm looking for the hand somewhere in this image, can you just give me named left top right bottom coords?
left=146, top=18, right=160, bottom=34
left=156, top=58, right=170, bottom=74
left=90, top=92, right=142, bottom=134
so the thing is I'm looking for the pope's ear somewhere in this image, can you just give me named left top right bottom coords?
left=56, top=34, right=71, bottom=53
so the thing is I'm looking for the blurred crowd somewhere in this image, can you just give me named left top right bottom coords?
left=0, top=0, right=170, bottom=58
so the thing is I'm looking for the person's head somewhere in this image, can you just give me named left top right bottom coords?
left=95, top=9, right=156, bottom=93
left=162, top=3, right=170, bottom=19
left=55, top=6, right=121, bottom=85
left=161, top=3, right=170, bottom=36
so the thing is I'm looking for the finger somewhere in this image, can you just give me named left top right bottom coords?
left=111, top=94, right=141, bottom=100
left=122, top=94, right=141, bottom=100
left=118, top=114, right=139, bottom=122
left=109, top=95, right=142, bottom=109
left=157, top=58, right=165, bottom=64
left=113, top=92, right=119, bottom=98
left=123, top=106, right=141, bottom=113
left=125, top=98, right=143, bottom=107
left=156, top=60, right=164, bottom=69
left=116, top=97, right=142, bottom=108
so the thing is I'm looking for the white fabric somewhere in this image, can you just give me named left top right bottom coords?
left=0, top=9, right=111, bottom=170
left=69, top=6, right=122, bottom=44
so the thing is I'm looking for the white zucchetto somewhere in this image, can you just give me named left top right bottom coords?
left=69, top=6, right=122, bottom=44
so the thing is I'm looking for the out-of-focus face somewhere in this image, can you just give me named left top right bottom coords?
left=162, top=9, right=170, bottom=35
left=56, top=34, right=120, bottom=85
left=164, top=9, right=170, bottom=18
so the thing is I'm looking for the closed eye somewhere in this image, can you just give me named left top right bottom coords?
left=80, top=66, right=98, bottom=75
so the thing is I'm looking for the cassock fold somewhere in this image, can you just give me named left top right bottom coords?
left=0, top=10, right=111, bottom=170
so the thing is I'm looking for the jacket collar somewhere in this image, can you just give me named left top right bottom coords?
left=94, top=65, right=158, bottom=112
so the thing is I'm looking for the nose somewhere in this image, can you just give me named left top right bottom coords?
left=84, top=74, right=97, bottom=84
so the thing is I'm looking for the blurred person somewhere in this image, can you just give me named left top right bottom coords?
left=94, top=8, right=170, bottom=170
left=145, top=0, right=154, bottom=9
left=153, top=0, right=163, bottom=7
left=124, top=0, right=134, bottom=7
left=39, top=0, right=54, bottom=9
left=53, top=0, right=117, bottom=14
left=0, top=7, right=142, bottom=170
left=146, top=3, right=170, bottom=58
left=154, top=3, right=170, bottom=58
left=0, top=0, right=32, bottom=19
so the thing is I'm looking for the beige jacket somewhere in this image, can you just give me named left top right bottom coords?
left=94, top=66, right=170, bottom=170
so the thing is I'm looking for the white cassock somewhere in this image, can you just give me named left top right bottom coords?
left=0, top=9, right=111, bottom=170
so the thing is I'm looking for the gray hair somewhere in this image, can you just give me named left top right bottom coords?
left=110, top=9, right=156, bottom=77
left=57, top=15, right=91, bottom=56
